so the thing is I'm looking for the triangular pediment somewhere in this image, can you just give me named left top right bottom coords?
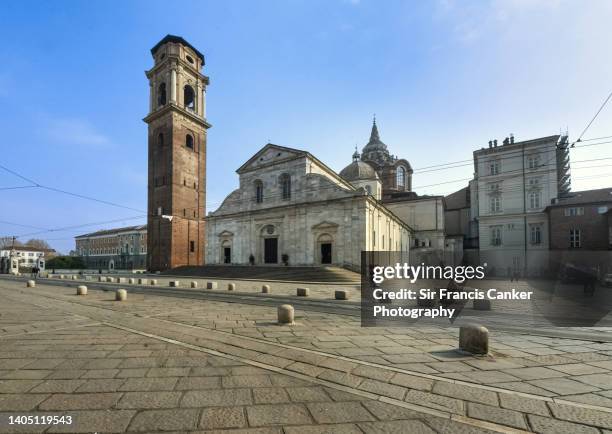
left=218, top=230, right=234, bottom=237
left=311, top=221, right=339, bottom=230
left=237, top=143, right=308, bottom=174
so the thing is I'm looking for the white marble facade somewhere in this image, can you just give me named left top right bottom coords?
left=205, top=144, right=412, bottom=270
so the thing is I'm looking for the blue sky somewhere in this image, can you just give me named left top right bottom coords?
left=1, top=0, right=611, bottom=253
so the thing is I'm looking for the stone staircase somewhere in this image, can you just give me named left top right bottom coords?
left=162, top=265, right=361, bottom=283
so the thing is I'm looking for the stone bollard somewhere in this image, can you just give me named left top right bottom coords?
left=262, top=284, right=270, bottom=294
left=26, top=280, right=35, bottom=288
left=85, top=276, right=92, bottom=281
left=76, top=285, right=87, bottom=296
left=105, top=277, right=112, bottom=283
left=296, top=287, right=310, bottom=297
left=115, top=289, right=127, bottom=301
left=190, top=281, right=198, bottom=288
left=128, top=278, right=135, bottom=284
left=60, top=275, right=65, bottom=279
left=227, top=283, right=235, bottom=291
left=169, top=281, right=180, bottom=288
left=98, top=276, right=104, bottom=282
left=207, top=281, right=218, bottom=290
left=459, top=324, right=489, bottom=355
left=71, top=275, right=77, bottom=280
left=138, top=278, right=145, bottom=285
left=335, top=290, right=348, bottom=300
left=473, top=299, right=492, bottom=311
left=150, top=279, right=157, bottom=286
left=278, top=304, right=295, bottom=325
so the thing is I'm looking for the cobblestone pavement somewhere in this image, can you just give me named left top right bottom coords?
left=1, top=278, right=612, bottom=433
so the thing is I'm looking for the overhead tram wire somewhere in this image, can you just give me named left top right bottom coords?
left=576, top=90, right=612, bottom=142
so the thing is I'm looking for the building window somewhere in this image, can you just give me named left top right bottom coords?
left=564, top=207, right=584, bottom=216
left=598, top=206, right=609, bottom=214
left=570, top=228, right=581, bottom=248
left=489, top=159, right=500, bottom=176
left=365, top=185, right=372, bottom=195
left=489, top=196, right=501, bottom=213
left=190, top=241, right=195, bottom=252
left=184, top=85, right=195, bottom=111
left=396, top=167, right=406, bottom=188
left=490, top=226, right=502, bottom=246
left=527, top=155, right=540, bottom=169
left=186, top=134, right=194, bottom=149
left=158, top=83, right=166, bottom=106
left=530, top=224, right=542, bottom=245
left=158, top=133, right=164, bottom=147
left=255, top=180, right=263, bottom=203
left=279, top=173, right=291, bottom=200
left=529, top=191, right=541, bottom=209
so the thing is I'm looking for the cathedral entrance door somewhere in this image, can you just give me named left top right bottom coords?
left=321, top=243, right=332, bottom=264
left=224, top=247, right=231, bottom=264
left=264, top=238, right=278, bottom=264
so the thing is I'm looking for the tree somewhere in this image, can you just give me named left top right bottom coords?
left=25, top=239, right=51, bottom=250
left=0, top=237, right=21, bottom=249
left=46, top=256, right=85, bottom=269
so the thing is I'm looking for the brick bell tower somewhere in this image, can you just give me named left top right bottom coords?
left=144, top=35, right=210, bottom=271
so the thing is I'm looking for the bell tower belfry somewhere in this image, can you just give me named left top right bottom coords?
left=144, top=35, right=210, bottom=271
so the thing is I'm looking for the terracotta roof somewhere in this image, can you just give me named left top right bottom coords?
left=548, top=188, right=612, bottom=207
left=75, top=224, right=147, bottom=239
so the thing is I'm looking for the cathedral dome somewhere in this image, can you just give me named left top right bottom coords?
left=339, top=158, right=379, bottom=182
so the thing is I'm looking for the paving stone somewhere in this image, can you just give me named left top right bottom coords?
left=182, top=388, right=252, bottom=407
left=548, top=402, right=612, bottom=429
left=306, top=401, right=376, bottom=424
left=286, top=361, right=325, bottom=377
left=247, top=403, right=312, bottom=426
left=463, top=358, right=524, bottom=371
left=493, top=381, right=557, bottom=397
left=200, top=406, right=247, bottom=429
left=466, top=402, right=528, bottom=429
left=283, top=423, right=362, bottom=434
left=498, top=393, right=550, bottom=416
left=361, top=400, right=425, bottom=420
left=286, top=386, right=331, bottom=402
left=0, top=379, right=43, bottom=393
left=269, top=374, right=312, bottom=387
left=116, top=368, right=149, bottom=378
left=0, top=394, right=48, bottom=411
left=29, top=379, right=85, bottom=393
left=128, top=408, right=199, bottom=431
left=389, top=373, right=434, bottom=391
left=529, top=378, right=600, bottom=395
left=357, top=420, right=437, bottom=434
left=528, top=414, right=600, bottom=434
left=46, top=409, right=136, bottom=433
left=502, top=366, right=566, bottom=380
left=404, top=390, right=465, bottom=414
left=562, top=393, right=612, bottom=407
left=431, top=381, right=498, bottom=406
left=357, top=379, right=406, bottom=400
left=324, top=388, right=371, bottom=402
left=75, top=378, right=126, bottom=392
left=317, top=369, right=364, bottom=388
left=352, top=365, right=395, bottom=382
left=253, top=387, right=291, bottom=404
left=425, top=417, right=501, bottom=434
left=46, top=369, right=86, bottom=380
left=175, top=376, right=221, bottom=390
left=39, top=392, right=121, bottom=410
left=550, top=363, right=608, bottom=376
left=119, top=377, right=178, bottom=391
left=1, top=370, right=51, bottom=380
left=222, top=375, right=273, bottom=388
left=575, top=373, right=612, bottom=388
left=190, top=366, right=231, bottom=377
left=116, top=391, right=182, bottom=409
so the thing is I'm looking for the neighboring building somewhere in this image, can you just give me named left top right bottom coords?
left=444, top=185, right=479, bottom=265
left=546, top=188, right=612, bottom=274
left=205, top=143, right=412, bottom=270
left=145, top=35, right=209, bottom=272
left=0, top=246, right=53, bottom=274
left=75, top=225, right=147, bottom=270
left=472, top=134, right=570, bottom=277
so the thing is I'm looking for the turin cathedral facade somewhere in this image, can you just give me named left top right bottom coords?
left=206, top=119, right=447, bottom=271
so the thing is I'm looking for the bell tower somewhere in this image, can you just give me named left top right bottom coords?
left=144, top=35, right=210, bottom=271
